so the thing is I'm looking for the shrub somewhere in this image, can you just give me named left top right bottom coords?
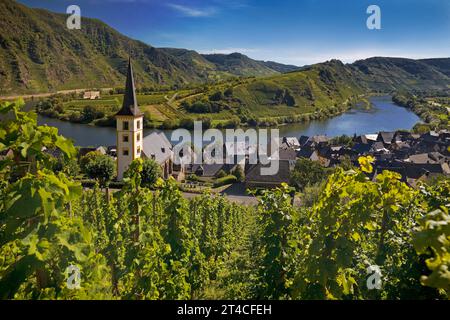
left=83, top=153, right=116, bottom=187
left=290, top=158, right=331, bottom=190
left=179, top=118, right=195, bottom=130
left=224, top=88, right=233, bottom=97
left=216, top=169, right=227, bottom=179
left=161, top=119, right=179, bottom=129
left=209, top=91, right=223, bottom=101
left=232, top=166, right=245, bottom=182
left=187, top=174, right=200, bottom=182
left=141, top=159, right=162, bottom=187
left=213, top=175, right=237, bottom=188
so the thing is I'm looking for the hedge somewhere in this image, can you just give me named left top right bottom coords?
left=213, top=175, right=237, bottom=188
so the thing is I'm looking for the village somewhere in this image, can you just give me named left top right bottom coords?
left=76, top=127, right=450, bottom=191
left=53, top=59, right=450, bottom=196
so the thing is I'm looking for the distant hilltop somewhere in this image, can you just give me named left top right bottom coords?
left=0, top=0, right=449, bottom=95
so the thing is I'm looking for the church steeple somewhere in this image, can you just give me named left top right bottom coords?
left=115, top=57, right=144, bottom=180
left=116, top=57, right=143, bottom=116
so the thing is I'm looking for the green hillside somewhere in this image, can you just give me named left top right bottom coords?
left=0, top=0, right=295, bottom=94
left=175, top=60, right=367, bottom=127
left=201, top=52, right=280, bottom=77
left=350, top=57, right=450, bottom=92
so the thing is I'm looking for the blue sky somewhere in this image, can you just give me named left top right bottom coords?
left=19, top=0, right=450, bottom=66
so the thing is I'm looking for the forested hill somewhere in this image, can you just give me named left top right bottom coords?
left=350, top=57, right=450, bottom=92
left=0, top=0, right=297, bottom=94
left=206, top=57, right=450, bottom=117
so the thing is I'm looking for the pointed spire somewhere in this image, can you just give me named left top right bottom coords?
left=115, top=57, right=143, bottom=117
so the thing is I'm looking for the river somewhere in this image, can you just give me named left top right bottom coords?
left=36, top=96, right=421, bottom=147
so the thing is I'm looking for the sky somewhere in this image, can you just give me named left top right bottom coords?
left=18, top=0, right=450, bottom=66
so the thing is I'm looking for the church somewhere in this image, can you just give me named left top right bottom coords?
left=115, top=58, right=174, bottom=180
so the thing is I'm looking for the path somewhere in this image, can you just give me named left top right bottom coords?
left=0, top=88, right=113, bottom=101
left=181, top=191, right=258, bottom=206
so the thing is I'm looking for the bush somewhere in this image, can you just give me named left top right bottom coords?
left=69, top=111, right=83, bottom=123
left=213, top=175, right=237, bottom=188
left=290, top=158, right=331, bottom=190
left=215, top=169, right=227, bottom=179
left=187, top=174, right=200, bottom=182
left=82, top=153, right=116, bottom=187
left=224, top=88, right=233, bottom=97
left=108, top=181, right=125, bottom=189
left=161, top=119, right=179, bottom=129
left=179, top=118, right=195, bottom=130
left=232, top=166, right=245, bottom=182
left=209, top=91, right=223, bottom=101
left=141, top=159, right=162, bottom=187
left=82, top=105, right=104, bottom=123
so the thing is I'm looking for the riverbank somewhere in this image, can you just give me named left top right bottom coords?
left=392, top=92, right=450, bottom=133
left=33, top=93, right=370, bottom=131
left=35, top=96, right=420, bottom=147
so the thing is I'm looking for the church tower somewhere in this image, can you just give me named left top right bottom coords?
left=115, top=58, right=144, bottom=180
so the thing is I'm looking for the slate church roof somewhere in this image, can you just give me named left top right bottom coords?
left=115, top=58, right=143, bottom=117
left=142, top=131, right=173, bottom=165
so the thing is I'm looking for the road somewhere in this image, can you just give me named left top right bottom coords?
left=0, top=88, right=113, bottom=101
left=181, top=191, right=259, bottom=206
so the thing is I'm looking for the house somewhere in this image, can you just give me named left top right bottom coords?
left=107, top=146, right=117, bottom=157
left=393, top=131, right=414, bottom=143
left=403, top=162, right=450, bottom=180
left=278, top=148, right=297, bottom=161
left=83, top=91, right=101, bottom=100
left=297, top=147, right=320, bottom=161
left=357, top=134, right=378, bottom=144
left=78, top=146, right=107, bottom=158
left=405, top=152, right=448, bottom=165
left=141, top=131, right=174, bottom=179
left=309, top=135, right=329, bottom=146
left=282, top=137, right=301, bottom=150
left=245, top=160, right=293, bottom=189
left=353, top=143, right=372, bottom=155
left=377, top=131, right=395, bottom=145
left=298, top=135, right=310, bottom=147
left=371, top=141, right=389, bottom=153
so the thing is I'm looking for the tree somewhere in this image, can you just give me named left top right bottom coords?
left=232, top=165, right=245, bottom=182
left=53, top=157, right=80, bottom=177
left=84, top=154, right=115, bottom=187
left=290, top=158, right=330, bottom=190
left=81, top=105, right=104, bottom=123
left=209, top=91, right=223, bottom=102
left=216, top=169, right=227, bottom=179
left=224, top=88, right=233, bottom=98
left=140, top=159, right=162, bottom=187
left=80, top=151, right=99, bottom=173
